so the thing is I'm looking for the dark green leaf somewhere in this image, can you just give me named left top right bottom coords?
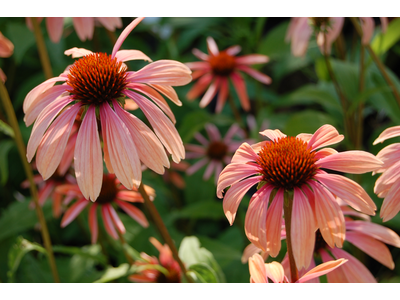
left=0, top=140, right=14, bottom=185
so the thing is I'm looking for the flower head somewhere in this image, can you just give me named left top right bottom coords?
left=186, top=37, right=271, bottom=113
left=186, top=123, right=246, bottom=184
left=129, top=237, right=181, bottom=283
left=24, top=17, right=192, bottom=201
left=0, top=31, right=14, bottom=82
left=217, top=124, right=382, bottom=270
left=58, top=173, right=154, bottom=243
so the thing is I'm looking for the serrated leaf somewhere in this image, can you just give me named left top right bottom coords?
left=93, top=263, right=130, bottom=283
left=0, top=140, right=14, bottom=185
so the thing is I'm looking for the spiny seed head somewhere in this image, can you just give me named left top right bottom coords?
left=257, top=136, right=318, bottom=190
left=207, top=141, right=228, bottom=160
left=209, top=51, right=236, bottom=76
left=67, top=53, right=127, bottom=105
left=96, top=174, right=118, bottom=205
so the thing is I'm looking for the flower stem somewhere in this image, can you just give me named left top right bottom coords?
left=138, top=183, right=193, bottom=283
left=116, top=230, right=134, bottom=265
left=30, top=17, right=53, bottom=80
left=227, top=94, right=244, bottom=127
left=350, top=17, right=400, bottom=109
left=0, top=80, right=60, bottom=283
left=283, top=190, right=299, bottom=283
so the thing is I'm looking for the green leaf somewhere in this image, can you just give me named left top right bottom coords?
left=7, top=236, right=47, bottom=282
left=93, top=263, right=130, bottom=283
left=178, top=236, right=225, bottom=283
left=52, top=244, right=107, bottom=266
left=188, top=263, right=218, bottom=283
left=0, top=140, right=14, bottom=185
left=329, top=58, right=360, bottom=101
left=371, top=18, right=400, bottom=56
left=258, top=20, right=290, bottom=59
left=0, top=120, right=14, bottom=138
left=169, top=200, right=224, bottom=221
left=5, top=23, right=36, bottom=65
left=178, top=110, right=213, bottom=143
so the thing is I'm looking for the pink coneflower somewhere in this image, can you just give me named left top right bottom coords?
left=249, top=253, right=346, bottom=283
left=24, top=17, right=192, bottom=202
left=185, top=37, right=271, bottom=113
left=58, top=173, right=154, bottom=244
left=26, top=17, right=123, bottom=43
left=129, top=237, right=181, bottom=283
left=373, top=125, right=400, bottom=221
left=186, top=123, right=245, bottom=183
left=217, top=124, right=382, bottom=270
left=0, top=31, right=14, bottom=82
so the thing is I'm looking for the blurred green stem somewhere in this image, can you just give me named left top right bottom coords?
left=31, top=17, right=53, bottom=80
left=117, top=230, right=134, bottom=265
left=0, top=80, right=60, bottom=283
left=138, top=183, right=193, bottom=283
left=227, top=94, right=243, bottom=127
left=350, top=17, right=400, bottom=109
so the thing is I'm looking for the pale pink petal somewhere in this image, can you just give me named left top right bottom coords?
left=223, top=176, right=262, bottom=225
left=308, top=124, right=344, bottom=151
left=266, top=189, right=284, bottom=257
left=215, top=77, right=229, bottom=113
left=226, top=45, right=241, bottom=56
left=314, top=148, right=337, bottom=160
left=285, top=17, right=300, bottom=42
left=245, top=185, right=274, bottom=251
left=38, top=181, right=54, bottom=206
left=61, top=199, right=89, bottom=227
left=185, top=144, right=207, bottom=154
left=259, top=129, right=286, bottom=142
left=331, top=248, right=376, bottom=283
left=186, top=158, right=209, bottom=175
left=203, top=160, right=216, bottom=180
left=96, top=17, right=122, bottom=31
left=235, top=54, right=269, bottom=65
left=340, top=206, right=371, bottom=221
left=192, top=48, right=209, bottom=61
left=0, top=31, right=14, bottom=57
left=231, top=142, right=259, bottom=164
left=150, top=84, right=182, bottom=106
left=103, top=137, right=114, bottom=174
left=316, top=150, right=382, bottom=174
left=346, top=231, right=394, bottom=269
left=185, top=61, right=211, bottom=70
left=375, top=143, right=400, bottom=173
left=112, top=17, right=144, bottom=58
left=241, top=243, right=263, bottom=263
left=317, top=17, right=344, bottom=55
left=88, top=203, right=98, bottom=244
left=248, top=254, right=268, bottom=283
left=205, top=123, right=221, bottom=141
left=64, top=47, right=93, bottom=58
left=310, top=181, right=345, bottom=248
left=264, top=262, right=285, bottom=283
left=72, top=17, right=94, bottom=41
left=296, top=133, right=312, bottom=143
left=315, top=173, right=376, bottom=215
left=194, top=132, right=209, bottom=146
left=115, top=50, right=152, bottom=63
left=0, top=68, right=6, bottom=83
left=224, top=123, right=244, bottom=143
left=101, top=205, right=118, bottom=239
left=360, top=17, right=375, bottom=45
left=380, top=17, right=388, bottom=32
left=116, top=191, right=144, bottom=203
left=291, top=187, right=316, bottom=269
left=231, top=72, right=250, bottom=111
left=297, top=258, right=347, bottom=283
left=74, top=105, right=103, bottom=202
left=126, top=60, right=192, bottom=86
left=112, top=100, right=169, bottom=174
left=290, top=18, right=313, bottom=57
left=36, top=103, right=81, bottom=180
left=45, top=17, right=64, bottom=43
left=236, top=65, right=272, bottom=85
left=107, top=204, right=126, bottom=234
left=100, top=103, right=141, bottom=190
left=116, top=200, right=149, bottom=228
left=217, top=162, right=260, bottom=198
left=346, top=220, right=400, bottom=247
left=57, top=131, right=77, bottom=176
left=199, top=77, right=220, bottom=108
left=206, top=37, right=219, bottom=56
left=186, top=73, right=213, bottom=100
left=373, top=125, right=400, bottom=144
left=319, top=249, right=348, bottom=283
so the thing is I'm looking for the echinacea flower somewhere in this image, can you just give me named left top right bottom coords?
left=129, top=237, right=181, bottom=283
left=186, top=123, right=246, bottom=183
left=0, top=31, right=14, bottom=82
left=217, top=124, right=382, bottom=270
left=186, top=37, right=271, bottom=113
left=58, top=173, right=154, bottom=243
left=373, top=125, right=400, bottom=221
left=24, top=17, right=192, bottom=201
left=26, top=17, right=123, bottom=43
left=248, top=253, right=346, bottom=283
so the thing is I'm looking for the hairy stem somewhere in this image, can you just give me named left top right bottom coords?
left=31, top=17, right=53, bottom=80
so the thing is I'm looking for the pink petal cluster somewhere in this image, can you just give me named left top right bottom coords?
left=24, top=18, right=192, bottom=202
left=217, top=124, right=382, bottom=270
left=26, top=17, right=123, bottom=43
left=186, top=37, right=271, bottom=113
left=0, top=31, right=14, bottom=82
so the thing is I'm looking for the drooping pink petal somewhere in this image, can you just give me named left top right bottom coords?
left=52, top=191, right=62, bottom=218
left=235, top=54, right=269, bottom=65
left=88, top=203, right=98, bottom=244
left=112, top=17, right=145, bottom=59
left=266, top=189, right=284, bottom=257
left=0, top=31, right=14, bottom=57
left=307, top=124, right=344, bottom=151
left=36, top=103, right=81, bottom=180
left=245, top=185, right=274, bottom=251
left=112, top=100, right=169, bottom=174
left=285, top=17, right=300, bottom=42
left=375, top=143, right=400, bottom=173
left=316, top=17, right=344, bottom=55
left=100, top=103, right=141, bottom=190
left=360, top=17, right=375, bottom=45
left=315, top=173, right=376, bottom=215
left=64, top=47, right=93, bottom=58
left=203, top=160, right=216, bottom=180
left=215, top=77, right=229, bottom=113
left=102, top=137, right=114, bottom=174
left=199, top=77, right=220, bottom=108
left=380, top=17, right=388, bottom=32
left=231, top=71, right=250, bottom=111
left=314, top=148, right=337, bottom=160
left=206, top=37, right=219, bottom=56
left=217, top=162, right=260, bottom=198
left=150, top=84, right=182, bottom=106
left=101, top=205, right=118, bottom=239
left=310, top=181, right=345, bottom=248
left=96, top=17, right=122, bottom=31
left=373, top=125, right=400, bottom=144
left=264, top=262, right=286, bottom=283
left=223, top=176, right=262, bottom=225
left=374, top=161, right=400, bottom=196
left=116, top=200, right=149, bottom=228
left=316, top=150, right=382, bottom=174
left=205, top=123, right=221, bottom=141
left=346, top=220, right=400, bottom=247
left=259, top=129, right=286, bottom=142
left=291, top=187, right=316, bottom=269
left=340, top=205, right=371, bottom=221
left=57, top=131, right=77, bottom=176
left=236, top=65, right=272, bottom=85
left=248, top=254, right=268, bottom=283
left=73, top=17, right=95, bottom=41
left=224, top=123, right=244, bottom=143
left=38, top=181, right=55, bottom=206
left=186, top=157, right=209, bottom=175
left=45, top=17, right=64, bottom=43
left=297, top=258, right=347, bottom=283
left=231, top=142, right=259, bottom=164
left=346, top=231, right=394, bottom=269
left=74, top=105, right=103, bottom=202
left=115, top=50, right=152, bottom=63
left=242, top=243, right=263, bottom=264
left=107, top=204, right=126, bottom=234
left=290, top=18, right=313, bottom=57
left=194, top=132, right=209, bottom=146
left=116, top=191, right=144, bottom=203
left=186, top=73, right=213, bottom=100
left=61, top=199, right=89, bottom=227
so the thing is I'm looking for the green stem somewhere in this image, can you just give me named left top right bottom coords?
left=138, top=183, right=193, bottom=283
left=283, top=190, right=298, bottom=283
left=31, top=17, right=53, bottom=80
left=0, top=80, right=60, bottom=283
left=227, top=94, right=243, bottom=127
left=117, top=230, right=135, bottom=265
left=350, top=17, right=400, bottom=109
